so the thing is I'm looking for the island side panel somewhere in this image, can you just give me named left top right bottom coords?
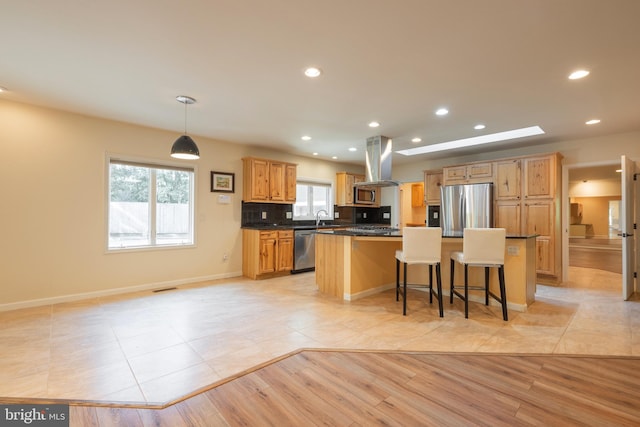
left=349, top=237, right=403, bottom=299
left=315, top=233, right=347, bottom=298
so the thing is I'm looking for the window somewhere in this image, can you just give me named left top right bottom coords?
left=293, top=180, right=332, bottom=220
left=108, top=158, right=195, bottom=250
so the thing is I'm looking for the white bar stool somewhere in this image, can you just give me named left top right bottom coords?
left=395, top=227, right=443, bottom=317
left=449, top=228, right=508, bottom=321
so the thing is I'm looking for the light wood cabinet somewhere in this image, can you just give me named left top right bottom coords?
left=424, top=170, right=443, bottom=205
left=335, top=172, right=379, bottom=206
left=524, top=200, right=555, bottom=276
left=411, top=183, right=425, bottom=207
left=242, top=157, right=297, bottom=204
left=495, top=159, right=521, bottom=200
left=524, top=155, right=557, bottom=199
left=495, top=201, right=521, bottom=236
left=443, top=162, right=493, bottom=185
left=242, top=229, right=294, bottom=279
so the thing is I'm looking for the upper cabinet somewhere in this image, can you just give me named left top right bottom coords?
left=411, top=183, right=425, bottom=208
left=242, top=157, right=297, bottom=204
left=424, top=170, right=443, bottom=205
left=495, top=159, right=521, bottom=200
left=443, top=162, right=493, bottom=185
left=523, top=154, right=559, bottom=199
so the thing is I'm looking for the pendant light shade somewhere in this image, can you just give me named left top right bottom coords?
left=170, top=95, right=200, bottom=160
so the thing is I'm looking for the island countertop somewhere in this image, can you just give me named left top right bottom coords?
left=315, top=229, right=536, bottom=239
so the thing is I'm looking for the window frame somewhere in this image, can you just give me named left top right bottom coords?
left=293, top=178, right=334, bottom=221
left=105, top=154, right=197, bottom=252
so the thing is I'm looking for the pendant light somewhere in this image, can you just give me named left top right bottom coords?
left=170, top=95, right=200, bottom=159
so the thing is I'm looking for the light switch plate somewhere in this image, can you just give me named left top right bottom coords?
left=383, top=212, right=390, bottom=219
left=217, top=194, right=231, bottom=204
left=286, top=212, right=292, bottom=219
left=261, top=211, right=267, bottom=219
left=507, top=246, right=519, bottom=256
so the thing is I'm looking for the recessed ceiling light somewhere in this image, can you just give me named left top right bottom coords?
left=332, top=156, right=338, bottom=160
left=569, top=70, right=590, bottom=80
left=397, top=126, right=545, bottom=156
left=411, top=137, right=422, bottom=143
left=301, top=135, right=311, bottom=141
left=435, top=108, right=449, bottom=116
left=474, top=124, right=486, bottom=130
left=368, top=121, right=380, bottom=128
left=313, top=152, right=319, bottom=156
left=304, top=67, right=322, bottom=78
left=585, top=119, right=601, bottom=125
left=348, top=147, right=357, bottom=152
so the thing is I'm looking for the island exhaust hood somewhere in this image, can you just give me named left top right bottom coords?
left=354, top=135, right=399, bottom=187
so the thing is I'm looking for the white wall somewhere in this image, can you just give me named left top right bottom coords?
left=0, top=99, right=360, bottom=308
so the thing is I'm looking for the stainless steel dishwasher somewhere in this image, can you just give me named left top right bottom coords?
left=293, top=229, right=315, bottom=273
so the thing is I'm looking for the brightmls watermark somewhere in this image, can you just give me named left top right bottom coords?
left=1, top=405, right=68, bottom=426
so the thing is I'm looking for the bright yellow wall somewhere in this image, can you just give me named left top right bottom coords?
left=571, top=196, right=621, bottom=237
left=0, top=99, right=358, bottom=307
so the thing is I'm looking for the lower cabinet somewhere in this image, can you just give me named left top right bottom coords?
left=243, top=229, right=293, bottom=279
left=523, top=200, right=555, bottom=276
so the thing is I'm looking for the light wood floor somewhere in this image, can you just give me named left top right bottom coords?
left=1, top=266, right=639, bottom=424
left=67, top=350, right=640, bottom=426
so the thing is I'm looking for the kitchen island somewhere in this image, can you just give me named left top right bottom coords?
left=315, top=229, right=537, bottom=311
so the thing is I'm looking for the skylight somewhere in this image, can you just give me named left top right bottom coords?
left=396, top=126, right=545, bottom=156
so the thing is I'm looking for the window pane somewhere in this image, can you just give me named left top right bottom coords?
left=109, top=164, right=150, bottom=248
left=156, top=169, right=193, bottom=245
left=293, top=181, right=332, bottom=220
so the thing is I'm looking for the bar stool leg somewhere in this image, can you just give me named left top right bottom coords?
left=499, top=265, right=508, bottom=321
left=435, top=263, right=443, bottom=317
left=396, top=258, right=400, bottom=301
left=464, top=264, right=469, bottom=319
left=403, top=262, right=408, bottom=316
left=430, top=264, right=434, bottom=303
left=449, top=259, right=455, bottom=304
left=484, top=267, right=490, bottom=306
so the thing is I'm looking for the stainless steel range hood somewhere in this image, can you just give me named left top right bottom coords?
left=354, top=135, right=400, bottom=187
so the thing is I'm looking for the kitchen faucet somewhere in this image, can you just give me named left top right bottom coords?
left=316, top=209, right=330, bottom=226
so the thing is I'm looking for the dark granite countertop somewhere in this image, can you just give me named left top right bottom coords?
left=315, top=229, right=536, bottom=239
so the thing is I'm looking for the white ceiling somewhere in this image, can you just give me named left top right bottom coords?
left=2, top=0, right=640, bottom=165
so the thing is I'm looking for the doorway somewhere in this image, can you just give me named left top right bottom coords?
left=566, top=164, right=623, bottom=278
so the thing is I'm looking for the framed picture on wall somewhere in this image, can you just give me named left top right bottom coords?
left=211, top=171, right=235, bottom=193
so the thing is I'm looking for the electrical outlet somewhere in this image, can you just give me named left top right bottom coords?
left=507, top=246, right=519, bottom=256
left=261, top=211, right=267, bottom=219
left=286, top=212, right=292, bottom=219
left=334, top=212, right=339, bottom=218
left=363, top=212, right=367, bottom=219
left=223, top=253, right=229, bottom=262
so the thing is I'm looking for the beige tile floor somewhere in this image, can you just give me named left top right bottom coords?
left=1, top=266, right=638, bottom=405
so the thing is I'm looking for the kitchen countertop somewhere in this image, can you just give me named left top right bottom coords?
left=241, top=223, right=383, bottom=231
left=315, top=229, right=536, bottom=239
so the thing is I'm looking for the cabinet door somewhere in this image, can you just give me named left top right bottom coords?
left=269, top=162, right=285, bottom=201
left=443, top=166, right=467, bottom=183
left=467, top=162, right=493, bottom=179
left=250, top=159, right=270, bottom=201
left=278, top=237, right=293, bottom=271
left=524, top=156, right=555, bottom=199
left=524, top=201, right=555, bottom=275
left=496, top=160, right=521, bottom=200
left=424, top=172, right=443, bottom=204
left=259, top=233, right=277, bottom=274
left=495, top=201, right=521, bottom=235
left=285, top=164, right=297, bottom=202
left=411, top=183, right=425, bottom=207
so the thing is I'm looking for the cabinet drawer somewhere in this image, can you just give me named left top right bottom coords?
left=278, top=230, right=293, bottom=238
left=260, top=231, right=278, bottom=239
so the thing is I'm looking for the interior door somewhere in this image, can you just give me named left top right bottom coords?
left=621, top=155, right=636, bottom=300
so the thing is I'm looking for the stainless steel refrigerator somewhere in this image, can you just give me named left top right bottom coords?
left=440, top=183, right=493, bottom=236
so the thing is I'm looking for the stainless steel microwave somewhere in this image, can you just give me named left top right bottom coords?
left=355, top=187, right=376, bottom=204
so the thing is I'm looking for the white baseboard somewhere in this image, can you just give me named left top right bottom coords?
left=344, top=283, right=395, bottom=301
left=0, top=271, right=243, bottom=312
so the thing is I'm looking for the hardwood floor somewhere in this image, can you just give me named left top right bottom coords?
left=569, top=237, right=622, bottom=273
left=67, top=350, right=640, bottom=426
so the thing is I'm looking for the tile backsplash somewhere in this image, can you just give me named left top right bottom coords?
left=242, top=202, right=391, bottom=227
